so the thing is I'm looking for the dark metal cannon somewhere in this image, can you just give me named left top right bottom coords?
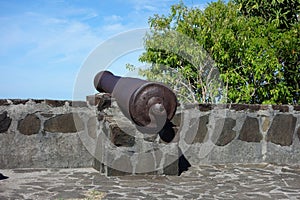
left=94, top=71, right=178, bottom=141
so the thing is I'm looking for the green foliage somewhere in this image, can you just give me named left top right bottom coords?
left=234, top=0, right=300, bottom=29
left=131, top=0, right=300, bottom=104
left=232, top=1, right=300, bottom=104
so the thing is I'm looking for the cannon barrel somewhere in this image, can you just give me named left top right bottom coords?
left=94, top=71, right=178, bottom=135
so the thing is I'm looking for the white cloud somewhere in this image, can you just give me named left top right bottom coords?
left=0, top=9, right=103, bottom=67
left=101, top=14, right=127, bottom=33
left=128, top=0, right=173, bottom=12
left=0, top=8, right=104, bottom=99
left=81, top=12, right=99, bottom=21
left=102, top=23, right=126, bottom=32
left=31, top=23, right=101, bottom=66
left=104, top=15, right=123, bottom=23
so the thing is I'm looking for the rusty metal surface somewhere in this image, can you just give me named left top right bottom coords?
left=94, top=71, right=121, bottom=93
left=93, top=71, right=178, bottom=133
left=112, top=77, right=148, bottom=121
left=129, top=82, right=177, bottom=127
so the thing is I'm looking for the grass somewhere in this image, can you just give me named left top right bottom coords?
left=57, top=190, right=106, bottom=200
left=85, top=190, right=106, bottom=200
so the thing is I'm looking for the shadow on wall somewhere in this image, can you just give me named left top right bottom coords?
left=158, top=120, right=191, bottom=176
left=0, top=173, right=9, bottom=180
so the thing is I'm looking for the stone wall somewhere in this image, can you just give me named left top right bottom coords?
left=88, top=95, right=300, bottom=175
left=177, top=104, right=300, bottom=166
left=1, top=96, right=300, bottom=176
left=86, top=94, right=182, bottom=176
left=0, top=99, right=94, bottom=169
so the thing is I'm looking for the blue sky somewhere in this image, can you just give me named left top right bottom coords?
left=0, top=0, right=210, bottom=100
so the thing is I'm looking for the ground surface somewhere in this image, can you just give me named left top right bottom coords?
left=1, top=164, right=300, bottom=199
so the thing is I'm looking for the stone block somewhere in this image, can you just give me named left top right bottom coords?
left=70, top=101, right=88, bottom=107
left=97, top=94, right=111, bottom=111
left=97, top=113, right=105, bottom=121
left=86, top=95, right=98, bottom=106
left=86, top=94, right=111, bottom=110
left=135, top=152, right=156, bottom=174
left=262, top=117, right=270, bottom=132
left=265, top=142, right=300, bottom=164
left=184, top=115, right=209, bottom=144
left=40, top=113, right=54, bottom=118
left=10, top=99, right=29, bottom=105
left=0, top=100, right=9, bottom=106
left=154, top=149, right=163, bottom=168
left=109, top=124, right=135, bottom=147
left=183, top=117, right=197, bottom=144
left=238, top=117, right=262, bottom=142
left=229, top=104, right=249, bottom=111
left=93, top=158, right=106, bottom=174
left=163, top=155, right=179, bottom=176
left=247, top=104, right=269, bottom=112
left=294, top=105, right=300, bottom=111
left=31, top=99, right=44, bottom=104
left=87, top=116, right=97, bottom=139
left=272, top=105, right=289, bottom=112
left=267, top=114, right=297, bottom=146
left=17, top=114, right=41, bottom=135
left=163, top=160, right=178, bottom=175
left=0, top=111, right=12, bottom=133
left=198, top=104, right=213, bottom=111
left=213, top=118, right=236, bottom=146
left=107, top=155, right=133, bottom=176
left=164, top=144, right=180, bottom=175
left=44, top=113, right=84, bottom=133
left=194, top=115, right=209, bottom=143
left=209, top=140, right=263, bottom=164
left=106, top=167, right=133, bottom=176
left=45, top=99, right=67, bottom=107
left=171, top=113, right=182, bottom=127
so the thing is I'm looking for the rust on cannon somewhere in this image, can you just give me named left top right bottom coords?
left=94, top=71, right=178, bottom=137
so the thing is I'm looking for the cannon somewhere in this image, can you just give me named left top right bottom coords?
left=94, top=71, right=178, bottom=142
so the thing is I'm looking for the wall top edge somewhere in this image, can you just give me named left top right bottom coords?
left=0, top=95, right=299, bottom=112
left=0, top=99, right=88, bottom=108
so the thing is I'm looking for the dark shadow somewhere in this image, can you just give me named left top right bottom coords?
left=178, top=148, right=191, bottom=176
left=158, top=120, right=176, bottom=143
left=158, top=121, right=191, bottom=176
left=0, top=173, right=9, bottom=180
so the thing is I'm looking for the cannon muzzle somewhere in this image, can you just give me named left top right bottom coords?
left=94, top=71, right=178, bottom=136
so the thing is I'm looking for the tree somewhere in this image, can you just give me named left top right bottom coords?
left=129, top=0, right=300, bottom=104
left=235, top=0, right=300, bottom=29
left=234, top=0, right=300, bottom=104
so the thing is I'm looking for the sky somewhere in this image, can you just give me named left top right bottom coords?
left=0, top=0, right=210, bottom=100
